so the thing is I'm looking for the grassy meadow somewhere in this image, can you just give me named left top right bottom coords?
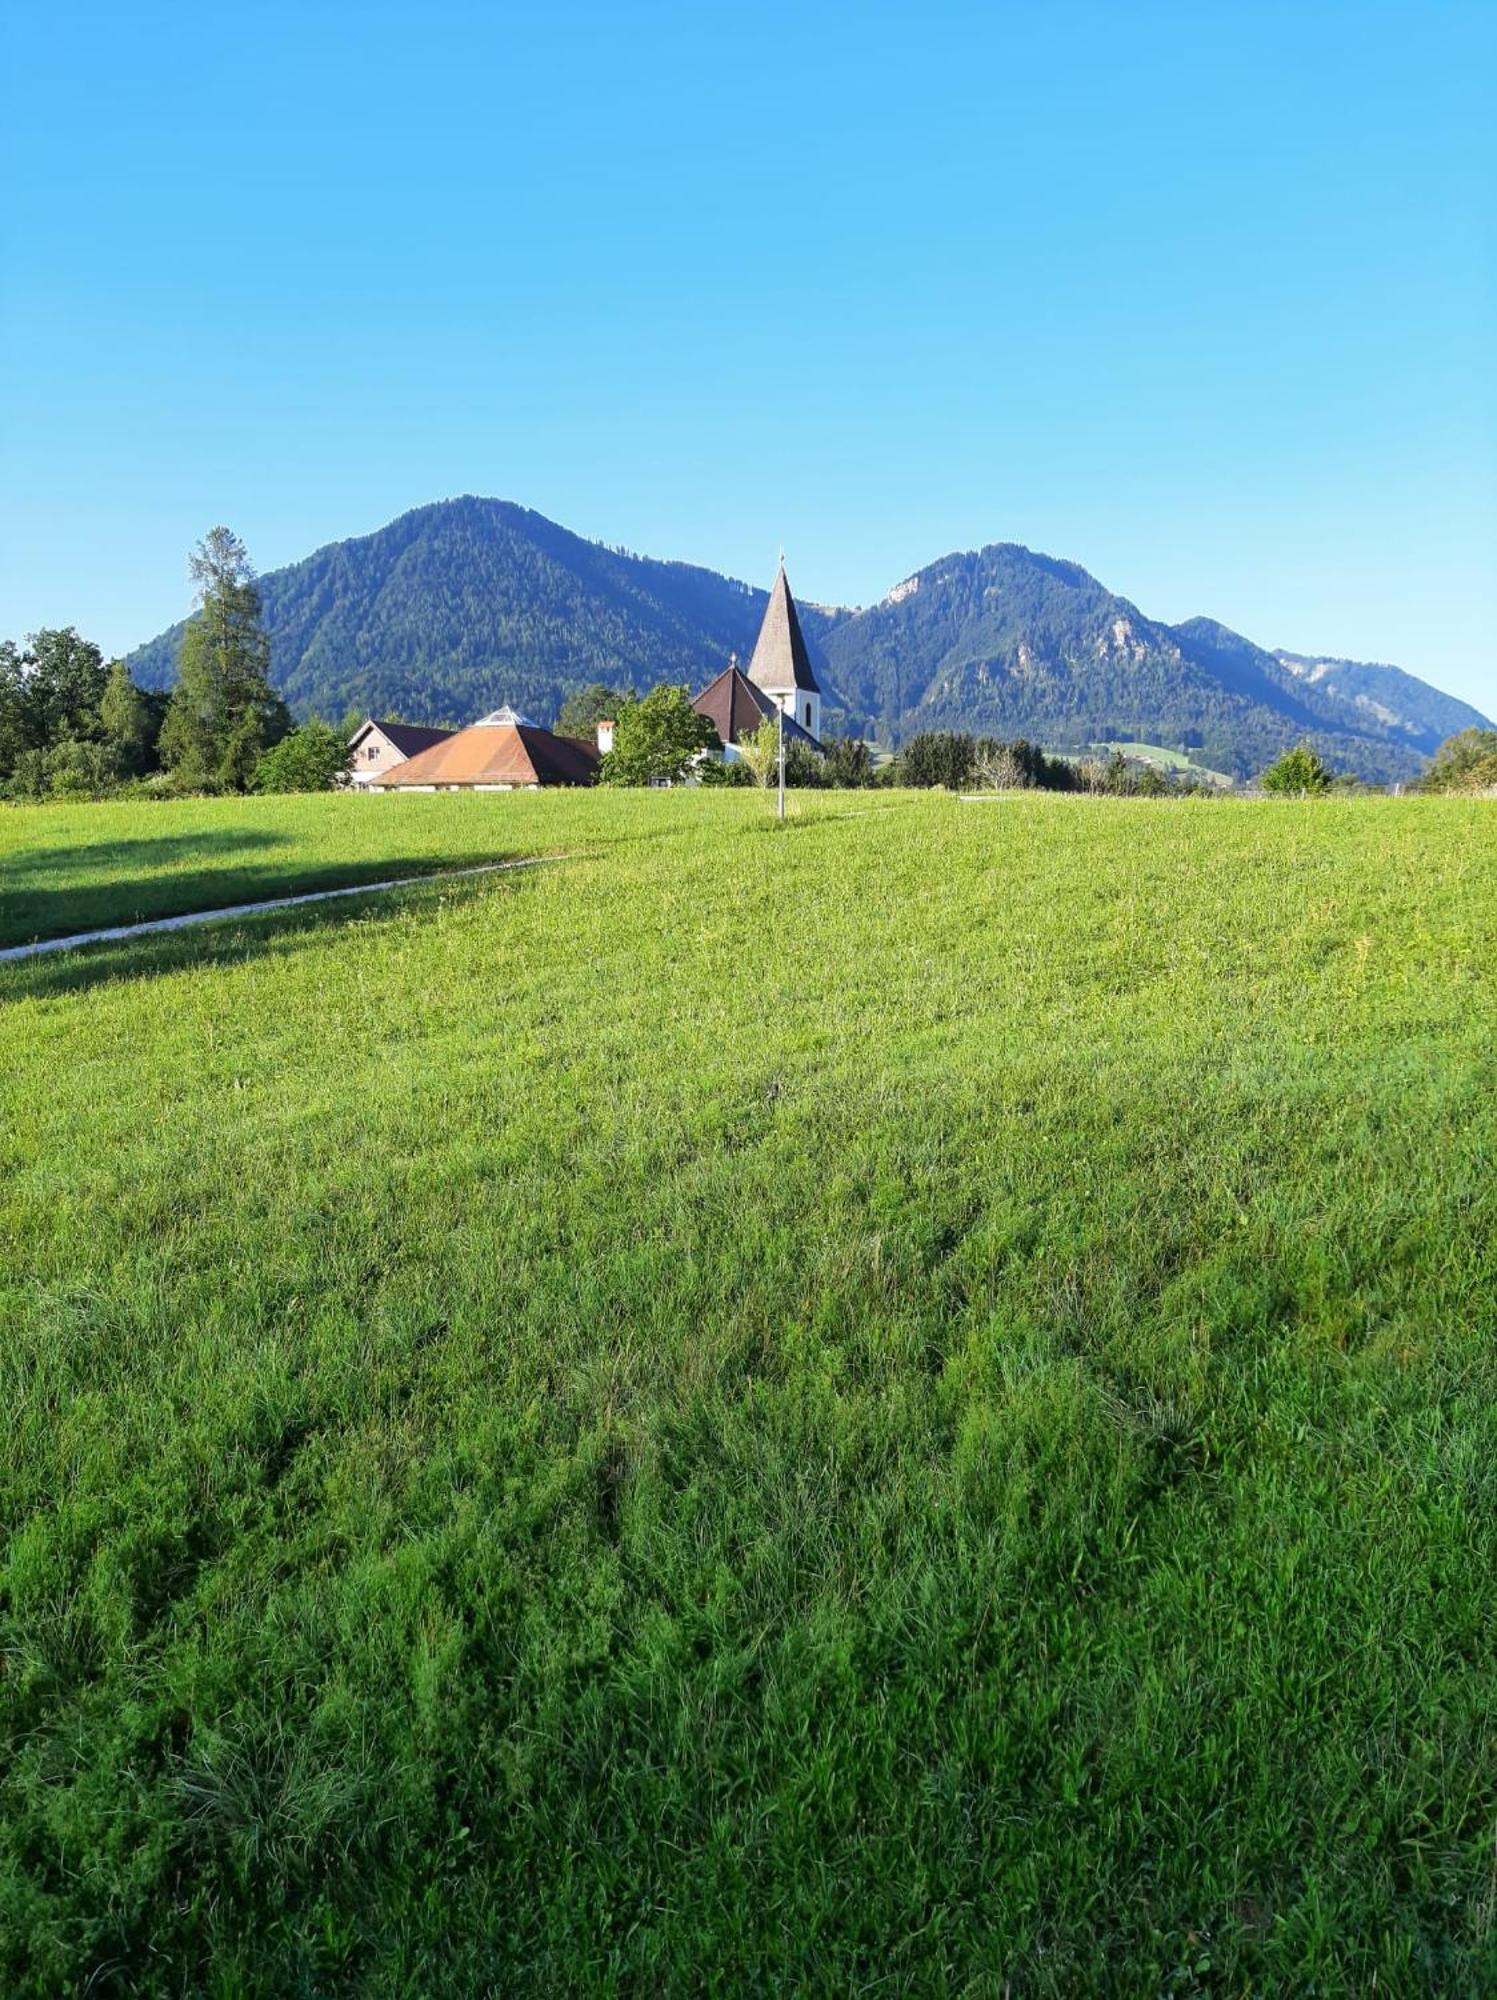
left=3, top=788, right=1496, bottom=1992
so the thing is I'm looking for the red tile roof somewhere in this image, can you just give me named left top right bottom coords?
left=369, top=718, right=600, bottom=787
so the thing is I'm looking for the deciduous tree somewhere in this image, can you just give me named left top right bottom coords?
left=1414, top=728, right=1497, bottom=794
left=739, top=715, right=782, bottom=788
left=99, top=660, right=151, bottom=777
left=598, top=685, right=717, bottom=785
left=252, top=720, right=351, bottom=793
left=13, top=628, right=108, bottom=753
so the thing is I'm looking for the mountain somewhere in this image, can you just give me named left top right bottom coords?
left=128, top=499, right=1479, bottom=781
left=128, top=497, right=845, bottom=728
left=821, top=548, right=1444, bottom=782
left=1273, top=650, right=1493, bottom=749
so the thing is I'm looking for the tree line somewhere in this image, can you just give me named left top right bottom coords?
left=0, top=528, right=350, bottom=800
left=7, top=541, right=1491, bottom=803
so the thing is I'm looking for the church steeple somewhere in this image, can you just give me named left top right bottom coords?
left=746, top=559, right=820, bottom=699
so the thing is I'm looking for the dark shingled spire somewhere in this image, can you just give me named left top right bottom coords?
left=746, top=560, right=820, bottom=695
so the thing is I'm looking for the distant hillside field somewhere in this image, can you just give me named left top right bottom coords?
left=4, top=789, right=1497, bottom=1993
left=1087, top=741, right=1236, bottom=788
left=126, top=498, right=1490, bottom=781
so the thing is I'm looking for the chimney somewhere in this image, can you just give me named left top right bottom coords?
left=596, top=718, right=615, bottom=755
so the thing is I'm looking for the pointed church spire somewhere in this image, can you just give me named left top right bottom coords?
left=746, top=559, right=820, bottom=695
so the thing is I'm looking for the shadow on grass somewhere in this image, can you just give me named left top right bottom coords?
left=6, top=827, right=294, bottom=877
left=0, top=863, right=557, bottom=1003
left=0, top=847, right=543, bottom=953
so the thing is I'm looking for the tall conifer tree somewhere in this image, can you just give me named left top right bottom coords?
left=162, top=528, right=288, bottom=789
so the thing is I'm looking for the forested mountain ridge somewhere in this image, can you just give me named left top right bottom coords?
left=1273, top=649, right=1492, bottom=749
left=128, top=497, right=846, bottom=728
left=127, top=499, right=1481, bottom=780
left=821, top=546, right=1462, bottom=782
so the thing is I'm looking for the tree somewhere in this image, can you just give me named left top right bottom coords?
left=99, top=660, right=151, bottom=777
left=0, top=628, right=127, bottom=793
left=10, top=628, right=108, bottom=755
left=784, top=740, right=826, bottom=788
left=1415, top=728, right=1497, bottom=795
left=0, top=642, right=24, bottom=779
left=161, top=528, right=289, bottom=791
left=739, top=715, right=782, bottom=788
left=598, top=684, right=718, bottom=785
left=903, top=732, right=976, bottom=789
left=823, top=735, right=875, bottom=787
left=557, top=682, right=631, bottom=740
left=1260, top=742, right=1332, bottom=795
left=973, top=741, right=1026, bottom=791
left=253, top=721, right=351, bottom=793
left=40, top=738, right=117, bottom=799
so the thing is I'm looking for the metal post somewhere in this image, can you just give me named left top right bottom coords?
left=777, top=702, right=785, bottom=822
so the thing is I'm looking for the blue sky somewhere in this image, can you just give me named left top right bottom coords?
left=3, top=1, right=1494, bottom=711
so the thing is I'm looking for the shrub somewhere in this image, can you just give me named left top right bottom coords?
left=253, top=721, right=352, bottom=793
left=698, top=754, right=753, bottom=786
left=1260, top=743, right=1332, bottom=795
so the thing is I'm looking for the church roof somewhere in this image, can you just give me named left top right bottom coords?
left=745, top=561, right=820, bottom=696
left=692, top=666, right=822, bottom=750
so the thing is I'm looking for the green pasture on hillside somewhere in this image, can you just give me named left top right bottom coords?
left=3, top=790, right=1496, bottom=1992
left=1090, top=741, right=1236, bottom=788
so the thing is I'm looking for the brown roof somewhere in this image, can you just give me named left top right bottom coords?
left=351, top=717, right=457, bottom=758
left=693, top=666, right=822, bottom=750
left=370, top=717, right=600, bottom=787
left=746, top=561, right=820, bottom=696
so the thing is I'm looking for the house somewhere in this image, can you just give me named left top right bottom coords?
left=692, top=561, right=826, bottom=762
left=366, top=706, right=600, bottom=790
left=347, top=717, right=456, bottom=787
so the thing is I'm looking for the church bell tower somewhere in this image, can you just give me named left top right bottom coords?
left=745, top=558, right=822, bottom=743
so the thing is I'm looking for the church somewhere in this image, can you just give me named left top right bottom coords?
left=357, top=560, right=827, bottom=789
left=691, top=560, right=825, bottom=761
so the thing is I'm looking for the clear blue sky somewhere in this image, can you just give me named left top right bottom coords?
left=3, top=0, right=1494, bottom=711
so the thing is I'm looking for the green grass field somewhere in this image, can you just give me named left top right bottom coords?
left=0, top=790, right=653, bottom=950
left=3, top=790, right=1496, bottom=1992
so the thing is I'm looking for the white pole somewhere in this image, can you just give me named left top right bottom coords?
left=777, top=703, right=785, bottom=821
